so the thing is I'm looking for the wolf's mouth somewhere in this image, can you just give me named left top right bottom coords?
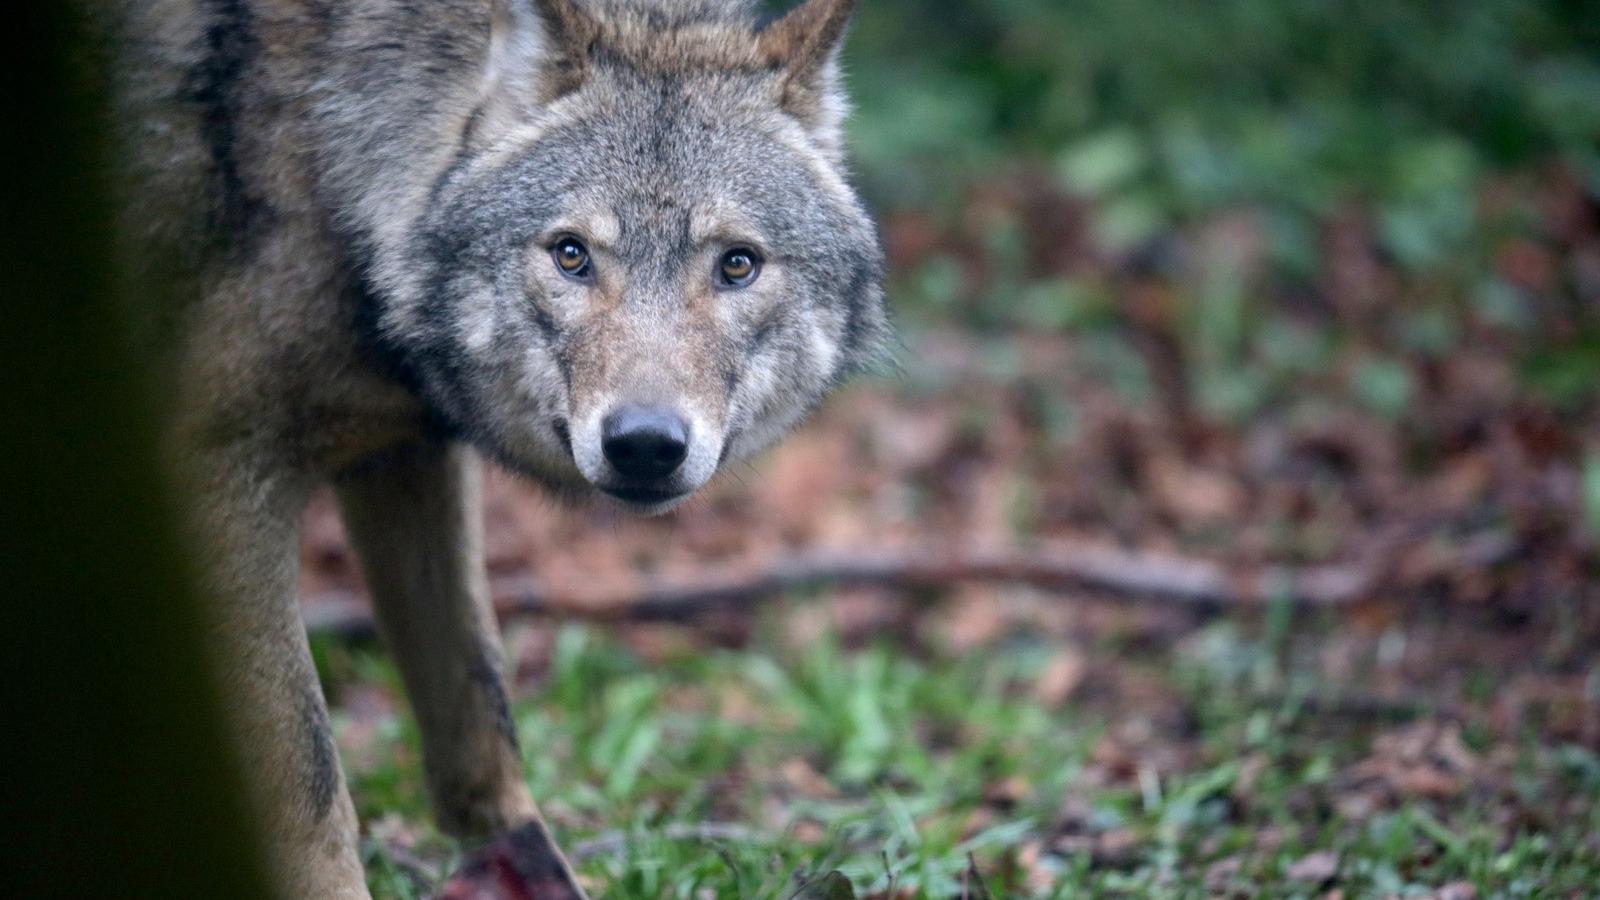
left=601, top=484, right=688, bottom=506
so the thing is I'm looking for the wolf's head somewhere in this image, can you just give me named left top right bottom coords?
left=384, top=0, right=888, bottom=512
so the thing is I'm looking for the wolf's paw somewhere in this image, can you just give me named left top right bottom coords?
left=436, top=821, right=587, bottom=900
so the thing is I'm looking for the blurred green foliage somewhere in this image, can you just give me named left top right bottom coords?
left=831, top=0, right=1600, bottom=428
left=845, top=0, right=1599, bottom=216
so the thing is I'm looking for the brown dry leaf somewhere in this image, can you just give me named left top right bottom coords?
left=788, top=820, right=827, bottom=845
left=1341, top=721, right=1485, bottom=813
left=943, top=586, right=1009, bottom=651
left=1379, top=721, right=1476, bottom=773
left=715, top=683, right=766, bottom=727
left=619, top=625, right=696, bottom=664
left=1393, top=766, right=1464, bottom=799
left=1047, top=827, right=1143, bottom=868
left=780, top=758, right=838, bottom=800
left=1429, top=883, right=1478, bottom=900
left=1204, top=855, right=1243, bottom=892
left=981, top=775, right=1031, bottom=811
left=1094, top=829, right=1142, bottom=866
left=1429, top=452, right=1493, bottom=514
left=1017, top=840, right=1055, bottom=894
left=1089, top=735, right=1139, bottom=782
left=1285, top=850, right=1340, bottom=885
left=1034, top=649, right=1088, bottom=706
left=1148, top=455, right=1244, bottom=524
left=870, top=403, right=960, bottom=476
left=1496, top=238, right=1558, bottom=292
left=1231, top=752, right=1271, bottom=803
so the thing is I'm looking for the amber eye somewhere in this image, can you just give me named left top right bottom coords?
left=717, top=247, right=761, bottom=288
left=551, top=237, right=592, bottom=280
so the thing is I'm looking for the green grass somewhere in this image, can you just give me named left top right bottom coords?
left=318, top=615, right=1600, bottom=898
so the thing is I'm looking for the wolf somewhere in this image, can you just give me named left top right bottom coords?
left=105, top=0, right=888, bottom=895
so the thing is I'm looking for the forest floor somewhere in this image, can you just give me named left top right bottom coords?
left=299, top=353, right=1599, bottom=897
left=300, top=163, right=1599, bottom=898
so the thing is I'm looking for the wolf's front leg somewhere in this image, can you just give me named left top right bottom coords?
left=335, top=441, right=584, bottom=890
left=189, top=449, right=370, bottom=900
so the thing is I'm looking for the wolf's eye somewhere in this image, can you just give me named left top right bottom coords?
left=551, top=237, right=592, bottom=281
left=716, top=247, right=761, bottom=288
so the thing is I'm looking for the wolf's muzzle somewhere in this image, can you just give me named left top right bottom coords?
left=601, top=405, right=690, bottom=483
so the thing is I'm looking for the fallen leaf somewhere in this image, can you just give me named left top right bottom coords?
left=1285, top=850, right=1339, bottom=885
left=1034, top=650, right=1088, bottom=706
left=1204, top=855, right=1243, bottom=891
left=1430, top=882, right=1477, bottom=900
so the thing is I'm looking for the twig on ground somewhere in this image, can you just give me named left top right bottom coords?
left=962, top=852, right=995, bottom=899
left=568, top=822, right=768, bottom=864
left=303, top=541, right=1383, bottom=639
left=365, top=840, right=442, bottom=889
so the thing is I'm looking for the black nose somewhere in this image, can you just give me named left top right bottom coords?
left=601, top=406, right=690, bottom=481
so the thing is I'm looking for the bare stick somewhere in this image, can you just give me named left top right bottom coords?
left=567, top=822, right=767, bottom=864
left=302, top=541, right=1382, bottom=639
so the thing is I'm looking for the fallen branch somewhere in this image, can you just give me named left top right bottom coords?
left=303, top=541, right=1380, bottom=640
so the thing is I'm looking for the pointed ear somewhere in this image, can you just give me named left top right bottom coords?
left=481, top=0, right=600, bottom=121
left=757, top=0, right=856, bottom=154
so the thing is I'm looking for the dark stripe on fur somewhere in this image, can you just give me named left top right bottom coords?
left=183, top=0, right=273, bottom=254
left=527, top=300, right=577, bottom=392
left=468, top=654, right=520, bottom=749
left=299, top=680, right=340, bottom=820
left=728, top=309, right=783, bottom=394
left=832, top=257, right=875, bottom=383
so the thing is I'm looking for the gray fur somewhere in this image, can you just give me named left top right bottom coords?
left=106, top=0, right=886, bottom=896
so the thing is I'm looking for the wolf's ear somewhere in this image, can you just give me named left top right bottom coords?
left=480, top=0, right=599, bottom=126
left=757, top=0, right=856, bottom=159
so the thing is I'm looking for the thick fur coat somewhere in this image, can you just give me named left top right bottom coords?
left=105, top=0, right=887, bottom=896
